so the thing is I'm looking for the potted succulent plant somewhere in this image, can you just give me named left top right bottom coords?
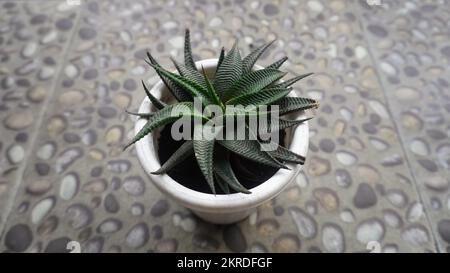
left=124, top=30, right=318, bottom=224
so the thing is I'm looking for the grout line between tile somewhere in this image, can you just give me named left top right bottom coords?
left=350, top=2, right=441, bottom=253
left=0, top=5, right=83, bottom=239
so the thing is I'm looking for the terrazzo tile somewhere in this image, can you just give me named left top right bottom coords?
left=0, top=0, right=102, bottom=253
left=356, top=0, right=450, bottom=252
left=0, top=1, right=81, bottom=235
left=0, top=0, right=447, bottom=253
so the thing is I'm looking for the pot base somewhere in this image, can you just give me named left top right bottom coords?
left=191, top=208, right=255, bottom=225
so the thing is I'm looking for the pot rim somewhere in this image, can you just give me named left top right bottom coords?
left=134, top=58, right=309, bottom=213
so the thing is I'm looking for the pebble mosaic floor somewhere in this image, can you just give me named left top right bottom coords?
left=0, top=0, right=449, bottom=253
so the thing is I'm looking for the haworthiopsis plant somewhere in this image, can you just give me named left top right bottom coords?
left=125, top=30, right=318, bottom=194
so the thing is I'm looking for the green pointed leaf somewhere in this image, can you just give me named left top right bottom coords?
left=214, top=151, right=250, bottom=194
left=201, top=66, right=222, bottom=107
left=215, top=173, right=230, bottom=194
left=216, top=47, right=225, bottom=73
left=275, top=73, right=313, bottom=88
left=218, top=139, right=287, bottom=169
left=193, top=126, right=216, bottom=194
left=242, top=40, right=275, bottom=73
left=125, top=110, right=154, bottom=118
left=141, top=80, right=166, bottom=110
left=268, top=144, right=305, bottom=165
left=149, top=63, right=214, bottom=105
left=171, top=57, right=206, bottom=87
left=151, top=140, right=194, bottom=174
left=124, top=102, right=205, bottom=150
left=246, top=123, right=289, bottom=169
left=222, top=68, right=286, bottom=102
left=210, top=106, right=285, bottom=131
left=259, top=117, right=312, bottom=135
left=276, top=97, right=319, bottom=115
left=227, top=87, right=292, bottom=106
left=146, top=52, right=191, bottom=102
left=184, top=29, right=200, bottom=77
left=266, top=56, right=288, bottom=70
left=213, top=41, right=242, bottom=97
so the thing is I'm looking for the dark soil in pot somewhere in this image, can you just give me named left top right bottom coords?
left=157, top=123, right=286, bottom=194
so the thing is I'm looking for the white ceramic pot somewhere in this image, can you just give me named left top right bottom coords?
left=134, top=59, right=309, bottom=224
